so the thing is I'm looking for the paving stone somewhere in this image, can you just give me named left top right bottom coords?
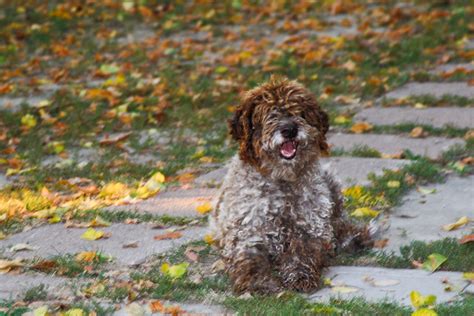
left=353, top=107, right=474, bottom=129
left=0, top=224, right=207, bottom=266
left=430, top=63, right=474, bottom=74
left=117, top=28, right=156, bottom=45
left=0, top=95, right=49, bottom=112
left=114, top=301, right=228, bottom=316
left=0, top=173, right=10, bottom=190
left=383, top=82, right=474, bottom=99
left=382, top=175, right=474, bottom=253
left=309, top=266, right=468, bottom=306
left=195, top=157, right=409, bottom=188
left=108, top=188, right=217, bottom=217
left=328, top=133, right=464, bottom=159
left=0, top=273, right=70, bottom=300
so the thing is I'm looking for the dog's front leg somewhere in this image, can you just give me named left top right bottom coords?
left=227, top=245, right=281, bottom=294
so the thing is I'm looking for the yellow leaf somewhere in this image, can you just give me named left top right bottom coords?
left=442, top=216, right=469, bottom=231
left=334, top=115, right=351, bottom=124
left=48, top=214, right=61, bottom=223
left=462, top=272, right=474, bottom=281
left=410, top=127, right=424, bottom=138
left=160, top=263, right=170, bottom=274
left=0, top=232, right=5, bottom=240
left=0, top=258, right=23, bottom=274
left=351, top=207, right=379, bottom=218
left=64, top=308, right=84, bottom=316
left=350, top=122, right=373, bottom=134
left=161, top=262, right=189, bottom=279
left=196, top=202, right=212, bottom=215
left=414, top=102, right=426, bottom=109
left=104, top=74, right=126, bottom=87
left=76, top=251, right=97, bottom=262
left=33, top=306, right=49, bottom=316
left=21, top=114, right=37, bottom=128
left=99, top=182, right=129, bottom=200
left=150, top=171, right=165, bottom=184
left=204, top=233, right=215, bottom=245
left=412, top=308, right=438, bottom=316
left=88, top=216, right=111, bottom=227
left=81, top=228, right=105, bottom=241
left=410, top=291, right=437, bottom=309
left=387, top=180, right=401, bottom=188
left=422, top=253, right=447, bottom=272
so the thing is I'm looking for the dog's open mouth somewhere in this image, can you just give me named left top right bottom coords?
left=280, top=140, right=298, bottom=160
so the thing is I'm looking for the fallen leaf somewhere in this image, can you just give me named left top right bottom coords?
left=350, top=122, right=373, bottom=134
left=410, top=127, right=425, bottom=138
left=10, top=243, right=37, bottom=252
left=33, top=306, right=49, bottom=316
left=462, top=272, right=474, bottom=281
left=410, top=290, right=437, bottom=309
left=81, top=228, right=106, bottom=241
left=350, top=207, right=379, bottom=218
left=64, top=308, right=85, bottom=316
left=31, top=260, right=57, bottom=272
left=196, top=202, right=213, bottom=215
left=88, top=216, right=111, bottom=227
left=334, top=115, right=351, bottom=124
left=149, top=300, right=164, bottom=313
left=442, top=216, right=469, bottom=231
left=412, top=308, right=438, bottom=316
left=21, top=114, right=37, bottom=128
left=184, top=248, right=199, bottom=262
left=161, top=262, right=189, bottom=279
left=99, top=182, right=129, bottom=200
left=99, top=132, right=132, bottom=146
left=417, top=187, right=436, bottom=195
left=154, top=231, right=183, bottom=241
left=331, top=286, right=359, bottom=293
left=75, top=251, right=98, bottom=262
left=0, top=259, right=23, bottom=274
left=373, top=239, right=389, bottom=249
left=459, top=234, right=474, bottom=244
left=387, top=180, right=401, bottom=188
left=99, top=63, right=120, bottom=75
left=422, top=253, right=447, bottom=272
left=203, top=233, right=215, bottom=245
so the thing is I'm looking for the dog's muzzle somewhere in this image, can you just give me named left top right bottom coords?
left=279, top=123, right=298, bottom=160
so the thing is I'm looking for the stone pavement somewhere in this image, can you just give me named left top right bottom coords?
left=309, top=266, right=469, bottom=306
left=382, top=176, right=474, bottom=253
left=0, top=224, right=207, bottom=266
left=383, top=82, right=474, bottom=99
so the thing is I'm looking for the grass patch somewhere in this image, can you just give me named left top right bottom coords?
left=224, top=294, right=474, bottom=316
left=334, top=238, right=474, bottom=272
left=23, top=284, right=48, bottom=302
left=371, top=124, right=468, bottom=138
left=331, top=145, right=382, bottom=158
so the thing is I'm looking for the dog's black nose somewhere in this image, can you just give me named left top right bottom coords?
left=281, top=123, right=298, bottom=139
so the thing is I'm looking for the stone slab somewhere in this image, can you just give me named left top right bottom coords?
left=0, top=174, right=10, bottom=190
left=382, top=175, right=474, bottom=252
left=195, top=157, right=409, bottom=188
left=0, top=224, right=207, bottom=266
left=0, top=273, right=69, bottom=300
left=107, top=188, right=217, bottom=217
left=353, top=107, right=474, bottom=129
left=0, top=96, right=49, bottom=112
left=383, top=82, right=474, bottom=99
left=430, top=63, right=474, bottom=75
left=114, top=301, right=228, bottom=316
left=309, top=266, right=468, bottom=306
left=328, top=133, right=464, bottom=159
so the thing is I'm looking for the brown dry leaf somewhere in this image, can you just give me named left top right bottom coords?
left=459, top=234, right=474, bottom=244
left=184, top=248, right=199, bottom=262
left=149, top=300, right=164, bottom=313
left=373, top=239, right=389, bottom=249
left=154, top=231, right=183, bottom=241
left=350, top=122, right=373, bottom=134
left=99, top=132, right=132, bottom=146
left=410, top=127, right=425, bottom=138
left=123, top=241, right=139, bottom=248
left=31, top=260, right=57, bottom=272
left=0, top=259, right=23, bottom=274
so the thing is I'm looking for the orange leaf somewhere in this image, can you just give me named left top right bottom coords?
left=350, top=122, right=373, bottom=134
left=149, top=300, right=164, bottom=313
left=154, top=231, right=183, bottom=241
left=459, top=234, right=474, bottom=244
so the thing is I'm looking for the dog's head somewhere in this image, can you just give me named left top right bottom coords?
left=229, top=77, right=329, bottom=181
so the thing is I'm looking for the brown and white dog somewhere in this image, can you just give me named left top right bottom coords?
left=209, top=77, right=372, bottom=294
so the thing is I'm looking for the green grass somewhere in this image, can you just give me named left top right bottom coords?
left=29, top=252, right=111, bottom=277
left=23, top=284, right=48, bottom=302
left=224, top=294, right=474, bottom=316
left=334, top=238, right=474, bottom=272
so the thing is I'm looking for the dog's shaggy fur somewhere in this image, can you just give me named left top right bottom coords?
left=209, top=77, right=371, bottom=294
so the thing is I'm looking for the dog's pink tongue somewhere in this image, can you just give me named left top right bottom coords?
left=281, top=141, right=296, bottom=158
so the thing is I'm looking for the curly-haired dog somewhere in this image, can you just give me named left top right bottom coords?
left=209, top=77, right=372, bottom=294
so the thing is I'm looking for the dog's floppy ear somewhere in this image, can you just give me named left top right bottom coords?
left=303, top=97, right=330, bottom=154
left=228, top=107, right=245, bottom=141
left=317, top=109, right=330, bottom=155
